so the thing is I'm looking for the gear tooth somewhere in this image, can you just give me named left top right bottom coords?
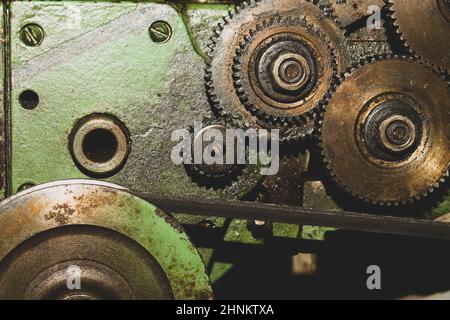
left=206, top=0, right=348, bottom=142
left=318, top=55, right=450, bottom=206
left=389, top=0, right=449, bottom=74
left=235, top=86, right=245, bottom=94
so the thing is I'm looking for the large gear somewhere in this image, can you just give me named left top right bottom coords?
left=319, top=56, right=450, bottom=205
left=389, top=0, right=450, bottom=74
left=205, top=0, right=351, bottom=141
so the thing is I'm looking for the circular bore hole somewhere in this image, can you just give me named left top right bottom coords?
left=19, top=90, right=40, bottom=110
left=82, top=128, right=118, bottom=163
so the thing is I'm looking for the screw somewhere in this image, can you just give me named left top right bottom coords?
left=20, top=24, right=45, bottom=47
left=149, top=21, right=172, bottom=44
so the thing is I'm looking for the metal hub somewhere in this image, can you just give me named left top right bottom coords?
left=380, top=116, right=416, bottom=151
left=70, top=114, right=131, bottom=178
left=272, top=51, right=312, bottom=91
left=362, top=98, right=422, bottom=162
left=252, top=38, right=318, bottom=104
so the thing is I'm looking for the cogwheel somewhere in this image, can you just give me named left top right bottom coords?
left=319, top=55, right=450, bottom=206
left=205, top=0, right=351, bottom=141
left=390, top=0, right=450, bottom=74
left=183, top=121, right=262, bottom=192
left=188, top=123, right=241, bottom=179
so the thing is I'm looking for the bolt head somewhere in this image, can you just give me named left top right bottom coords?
left=379, top=115, right=417, bottom=153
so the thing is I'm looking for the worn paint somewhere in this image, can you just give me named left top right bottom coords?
left=0, top=180, right=213, bottom=299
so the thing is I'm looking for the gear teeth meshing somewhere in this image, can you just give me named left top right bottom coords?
left=318, top=54, right=450, bottom=206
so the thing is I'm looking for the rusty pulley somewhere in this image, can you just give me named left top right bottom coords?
left=0, top=180, right=212, bottom=300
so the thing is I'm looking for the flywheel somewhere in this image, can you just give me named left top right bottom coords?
left=0, top=180, right=212, bottom=300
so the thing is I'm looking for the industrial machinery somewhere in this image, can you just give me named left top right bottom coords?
left=0, top=0, right=448, bottom=299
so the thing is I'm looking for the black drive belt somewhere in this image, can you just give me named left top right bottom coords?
left=133, top=192, right=450, bottom=241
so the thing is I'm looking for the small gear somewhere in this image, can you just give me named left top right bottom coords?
left=183, top=122, right=262, bottom=192
left=205, top=0, right=351, bottom=141
left=189, top=124, right=242, bottom=179
left=319, top=55, right=450, bottom=205
left=389, top=0, right=450, bottom=74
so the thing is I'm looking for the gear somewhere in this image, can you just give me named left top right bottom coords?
left=205, top=0, right=351, bottom=141
left=183, top=121, right=263, bottom=192
left=319, top=55, right=450, bottom=205
left=0, top=181, right=213, bottom=299
left=390, top=0, right=450, bottom=74
left=187, top=123, right=246, bottom=185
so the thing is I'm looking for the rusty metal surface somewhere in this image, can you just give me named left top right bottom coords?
left=329, top=0, right=385, bottom=27
left=0, top=180, right=213, bottom=299
left=205, top=0, right=352, bottom=141
left=320, top=56, right=450, bottom=205
left=390, top=0, right=450, bottom=73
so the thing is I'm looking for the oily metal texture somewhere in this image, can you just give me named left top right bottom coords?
left=390, top=0, right=450, bottom=73
left=0, top=180, right=212, bottom=300
left=205, top=0, right=351, bottom=141
left=320, top=56, right=450, bottom=205
left=231, top=15, right=336, bottom=120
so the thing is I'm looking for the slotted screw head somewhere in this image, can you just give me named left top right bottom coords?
left=149, top=21, right=172, bottom=44
left=20, top=24, right=45, bottom=47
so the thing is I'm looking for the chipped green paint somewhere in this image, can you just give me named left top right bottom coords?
left=9, top=1, right=259, bottom=201
left=0, top=180, right=213, bottom=299
left=4, top=2, right=449, bottom=290
left=173, top=3, right=234, bottom=61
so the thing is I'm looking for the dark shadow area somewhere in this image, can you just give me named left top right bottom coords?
left=213, top=231, right=450, bottom=299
